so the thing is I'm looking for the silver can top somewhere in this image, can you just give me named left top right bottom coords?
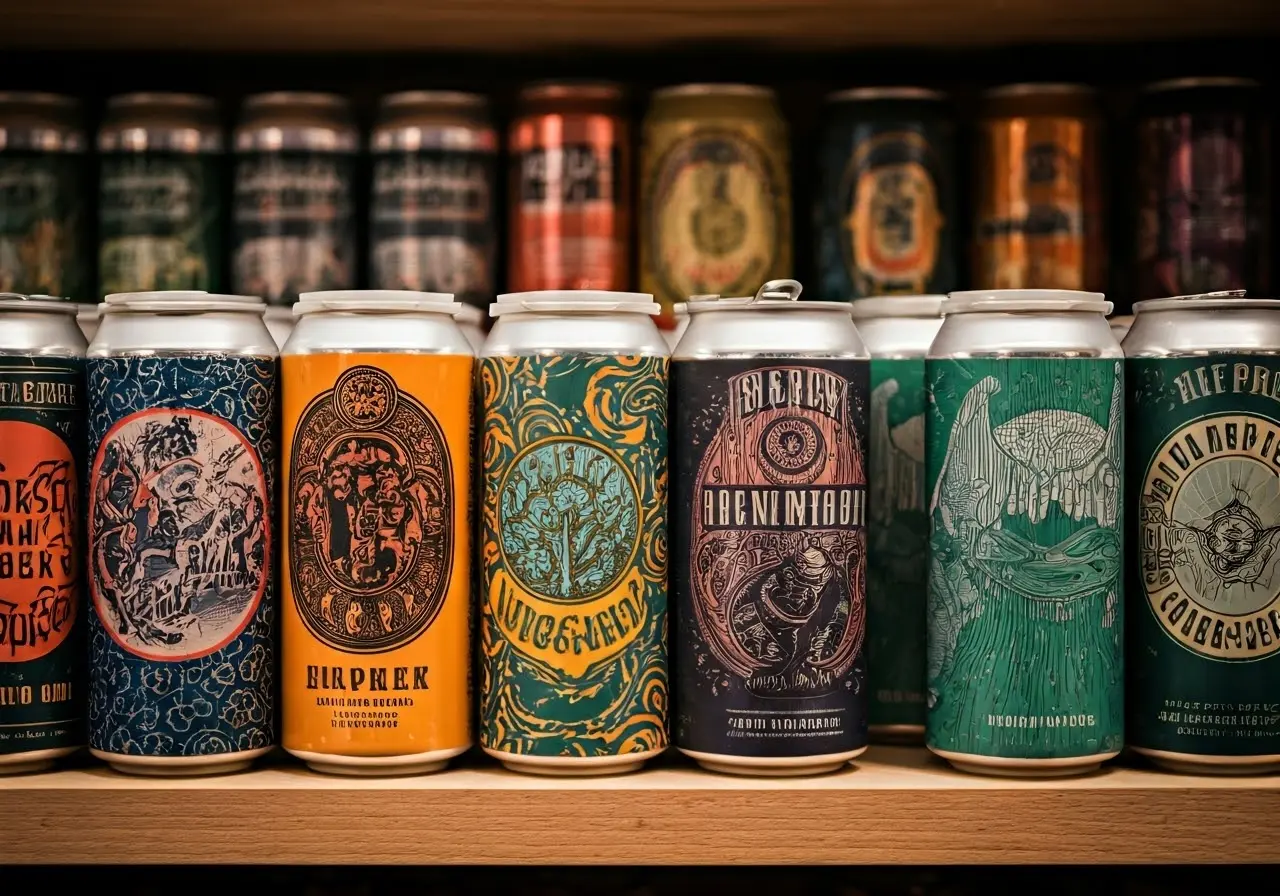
left=944, top=289, right=1112, bottom=316
left=490, top=290, right=660, bottom=318
left=99, top=93, right=222, bottom=153
left=0, top=93, right=84, bottom=152
left=0, top=291, right=78, bottom=315
left=850, top=295, right=946, bottom=320
left=825, top=86, right=946, bottom=103
left=1131, top=289, right=1259, bottom=313
left=685, top=278, right=852, bottom=316
left=651, top=83, right=775, bottom=101
left=236, top=92, right=358, bottom=152
left=103, top=290, right=266, bottom=314
left=295, top=289, right=461, bottom=316
left=1125, top=291, right=1280, bottom=355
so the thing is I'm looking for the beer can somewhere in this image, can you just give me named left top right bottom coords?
left=98, top=93, right=225, bottom=296
left=662, top=302, right=689, bottom=351
left=453, top=301, right=486, bottom=353
left=640, top=84, right=791, bottom=330
left=281, top=290, right=474, bottom=775
left=479, top=289, right=669, bottom=774
left=816, top=88, right=957, bottom=299
left=508, top=82, right=629, bottom=293
left=671, top=279, right=870, bottom=775
left=86, top=290, right=277, bottom=774
left=0, top=94, right=87, bottom=300
left=849, top=294, right=945, bottom=742
left=264, top=306, right=293, bottom=350
left=974, top=85, right=1104, bottom=292
left=1108, top=314, right=1133, bottom=343
left=233, top=93, right=358, bottom=306
left=926, top=289, right=1124, bottom=776
left=371, top=91, right=497, bottom=310
left=0, top=292, right=86, bottom=773
left=1125, top=290, right=1280, bottom=774
left=1136, top=78, right=1271, bottom=298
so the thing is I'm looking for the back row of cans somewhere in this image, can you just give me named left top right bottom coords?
left=0, top=78, right=1271, bottom=327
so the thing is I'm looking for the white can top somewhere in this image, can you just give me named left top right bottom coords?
left=104, top=290, right=266, bottom=314
left=490, top=290, right=660, bottom=317
left=850, top=295, right=946, bottom=319
left=295, top=289, right=461, bottom=316
left=944, top=289, right=1111, bottom=315
left=454, top=302, right=484, bottom=325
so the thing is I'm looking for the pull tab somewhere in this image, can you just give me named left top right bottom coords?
left=752, top=279, right=803, bottom=304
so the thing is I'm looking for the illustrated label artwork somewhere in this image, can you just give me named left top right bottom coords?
left=867, top=358, right=929, bottom=728
left=927, top=359, right=1124, bottom=759
left=0, top=153, right=85, bottom=298
left=480, top=354, right=668, bottom=758
left=282, top=354, right=473, bottom=756
left=86, top=356, right=275, bottom=758
left=0, top=358, right=84, bottom=756
left=672, top=360, right=869, bottom=757
left=1129, top=357, right=1280, bottom=756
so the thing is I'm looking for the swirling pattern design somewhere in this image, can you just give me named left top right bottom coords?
left=86, top=355, right=276, bottom=758
left=480, top=354, right=668, bottom=758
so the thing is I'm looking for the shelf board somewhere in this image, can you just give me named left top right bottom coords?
left=0, top=0, right=1275, bottom=52
left=2, top=746, right=1278, bottom=865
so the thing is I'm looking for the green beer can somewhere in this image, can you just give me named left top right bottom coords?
left=926, top=289, right=1124, bottom=776
left=1127, top=290, right=1280, bottom=775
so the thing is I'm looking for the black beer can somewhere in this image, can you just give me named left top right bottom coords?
left=1136, top=77, right=1272, bottom=298
left=815, top=88, right=957, bottom=300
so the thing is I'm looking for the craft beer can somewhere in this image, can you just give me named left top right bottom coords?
left=671, top=280, right=871, bottom=775
left=508, top=82, right=630, bottom=293
left=86, top=290, right=277, bottom=775
left=479, top=289, right=669, bottom=774
left=926, top=289, right=1124, bottom=776
left=454, top=302, right=486, bottom=353
left=1126, top=290, right=1280, bottom=774
left=974, top=85, right=1104, bottom=292
left=281, top=290, right=473, bottom=775
left=0, top=292, right=86, bottom=773
left=849, top=295, right=945, bottom=742
left=816, top=88, right=957, bottom=300
left=640, top=84, right=791, bottom=330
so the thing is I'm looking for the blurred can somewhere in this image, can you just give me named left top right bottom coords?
left=0, top=93, right=87, bottom=299
left=508, top=82, right=629, bottom=293
left=233, top=92, right=358, bottom=306
left=816, top=87, right=957, bottom=299
left=453, top=301, right=486, bottom=352
left=640, top=84, right=791, bottom=329
left=1136, top=78, right=1271, bottom=298
left=371, top=91, right=497, bottom=310
left=98, top=93, right=224, bottom=295
left=974, top=84, right=1104, bottom=291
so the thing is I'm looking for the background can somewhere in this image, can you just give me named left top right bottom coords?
left=671, top=280, right=871, bottom=775
left=816, top=88, right=957, bottom=300
left=479, top=290, right=669, bottom=775
left=86, top=290, right=277, bottom=775
left=640, top=84, right=791, bottom=330
left=371, top=92, right=497, bottom=310
left=0, top=94, right=87, bottom=300
left=974, top=85, right=1104, bottom=292
left=233, top=93, right=358, bottom=306
left=453, top=301, right=486, bottom=352
left=0, top=292, right=85, bottom=773
left=849, top=294, right=945, bottom=742
left=508, top=82, right=629, bottom=294
left=926, top=289, right=1124, bottom=776
left=281, top=290, right=474, bottom=775
left=98, top=93, right=224, bottom=295
left=1135, top=78, right=1271, bottom=299
left=1125, top=291, right=1280, bottom=774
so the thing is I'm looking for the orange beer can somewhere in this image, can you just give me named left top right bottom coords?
left=281, top=289, right=474, bottom=775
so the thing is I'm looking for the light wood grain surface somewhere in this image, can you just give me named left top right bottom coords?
left=2, top=746, right=1277, bottom=864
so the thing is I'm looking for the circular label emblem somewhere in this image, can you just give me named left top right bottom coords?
left=1142, top=413, right=1280, bottom=660
left=649, top=128, right=781, bottom=299
left=290, top=366, right=453, bottom=653
left=759, top=416, right=827, bottom=485
left=89, top=408, right=268, bottom=662
left=498, top=436, right=641, bottom=604
left=0, top=420, right=78, bottom=662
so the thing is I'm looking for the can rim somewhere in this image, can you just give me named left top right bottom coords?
left=0, top=292, right=79, bottom=315
left=651, top=83, right=776, bottom=100
left=296, top=289, right=462, bottom=316
left=686, top=299, right=856, bottom=315
left=0, top=91, right=79, bottom=107
left=104, top=291, right=266, bottom=313
left=107, top=92, right=217, bottom=110
left=379, top=90, right=488, bottom=109
left=825, top=86, right=947, bottom=103
left=982, top=83, right=1096, bottom=98
left=944, top=289, right=1112, bottom=315
left=1132, top=290, right=1279, bottom=313
left=1141, top=76, right=1261, bottom=94
left=850, top=295, right=947, bottom=320
left=491, top=290, right=660, bottom=317
left=243, top=91, right=351, bottom=110
left=519, top=81, right=624, bottom=102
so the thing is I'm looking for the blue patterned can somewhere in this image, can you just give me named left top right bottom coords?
left=86, top=290, right=277, bottom=775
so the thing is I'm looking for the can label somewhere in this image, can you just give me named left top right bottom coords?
left=480, top=354, right=668, bottom=758
left=0, top=358, right=84, bottom=756
left=99, top=152, right=221, bottom=294
left=513, top=143, right=623, bottom=291
left=0, top=153, right=85, bottom=299
left=282, top=356, right=473, bottom=755
left=371, top=149, right=495, bottom=308
left=868, top=358, right=928, bottom=728
left=671, top=360, right=868, bottom=757
left=926, top=358, right=1124, bottom=759
left=86, top=356, right=276, bottom=757
left=234, top=151, right=355, bottom=306
left=1129, top=357, right=1280, bottom=756
left=645, top=128, right=789, bottom=320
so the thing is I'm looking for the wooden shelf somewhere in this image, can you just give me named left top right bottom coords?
left=0, top=0, right=1275, bottom=52
left=2, top=746, right=1278, bottom=865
